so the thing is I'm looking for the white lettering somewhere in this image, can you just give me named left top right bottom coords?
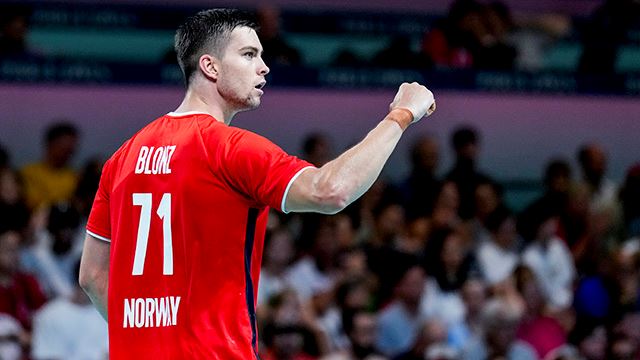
left=151, top=147, right=164, bottom=175
left=143, top=146, right=155, bottom=174
left=164, top=145, right=176, bottom=174
left=123, top=296, right=181, bottom=328
left=158, top=147, right=169, bottom=175
left=155, top=297, right=170, bottom=327
left=170, top=296, right=181, bottom=326
left=134, top=145, right=176, bottom=175
left=124, top=298, right=135, bottom=328
left=135, top=146, right=149, bottom=174
left=145, top=298, right=155, bottom=327
left=134, top=298, right=145, bottom=328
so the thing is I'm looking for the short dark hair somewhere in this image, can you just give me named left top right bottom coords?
left=175, top=8, right=257, bottom=85
left=451, top=126, right=478, bottom=151
left=484, top=206, right=512, bottom=233
left=44, top=122, right=78, bottom=145
left=544, top=159, right=571, bottom=186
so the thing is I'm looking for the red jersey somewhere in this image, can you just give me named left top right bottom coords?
left=86, top=112, right=313, bottom=359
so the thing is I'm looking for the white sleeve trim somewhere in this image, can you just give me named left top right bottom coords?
left=86, top=230, right=111, bottom=243
left=281, top=166, right=315, bottom=214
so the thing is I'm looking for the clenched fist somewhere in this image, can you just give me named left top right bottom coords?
left=389, top=82, right=436, bottom=124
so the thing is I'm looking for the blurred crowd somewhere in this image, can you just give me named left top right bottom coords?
left=1, top=119, right=639, bottom=360
left=3, top=0, right=640, bottom=74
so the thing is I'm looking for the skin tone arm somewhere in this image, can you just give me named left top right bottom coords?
left=285, top=82, right=435, bottom=214
left=79, top=234, right=110, bottom=320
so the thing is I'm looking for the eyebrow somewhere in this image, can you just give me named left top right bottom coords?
left=238, top=46, right=263, bottom=56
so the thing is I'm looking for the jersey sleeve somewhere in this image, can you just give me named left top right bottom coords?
left=218, top=129, right=314, bottom=213
left=86, top=158, right=113, bottom=241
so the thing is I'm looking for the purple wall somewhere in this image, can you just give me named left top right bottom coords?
left=1, top=84, right=638, bottom=183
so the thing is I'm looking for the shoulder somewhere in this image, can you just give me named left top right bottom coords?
left=226, top=126, right=279, bottom=151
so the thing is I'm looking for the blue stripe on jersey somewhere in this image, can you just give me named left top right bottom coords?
left=244, top=208, right=261, bottom=360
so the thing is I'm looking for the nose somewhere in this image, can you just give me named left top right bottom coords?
left=258, top=58, right=270, bottom=76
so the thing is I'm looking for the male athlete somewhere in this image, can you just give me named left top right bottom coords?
left=79, top=8, right=435, bottom=360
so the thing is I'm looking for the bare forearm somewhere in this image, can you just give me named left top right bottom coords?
left=83, top=277, right=108, bottom=321
left=79, top=234, right=111, bottom=321
left=315, top=118, right=404, bottom=211
left=285, top=83, right=435, bottom=214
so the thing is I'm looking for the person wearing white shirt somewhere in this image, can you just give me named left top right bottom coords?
left=521, top=212, right=576, bottom=310
left=31, top=262, right=108, bottom=360
left=476, top=208, right=520, bottom=285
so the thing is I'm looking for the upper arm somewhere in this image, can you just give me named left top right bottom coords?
left=283, top=167, right=346, bottom=214
left=282, top=166, right=317, bottom=213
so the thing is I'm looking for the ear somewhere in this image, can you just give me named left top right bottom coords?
left=198, top=54, right=220, bottom=81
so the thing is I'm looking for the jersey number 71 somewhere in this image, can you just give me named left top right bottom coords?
left=132, top=193, right=174, bottom=276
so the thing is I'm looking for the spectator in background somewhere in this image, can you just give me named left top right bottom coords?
left=372, top=36, right=429, bottom=69
left=421, top=228, right=471, bottom=327
left=0, top=228, right=47, bottom=331
left=445, top=126, right=492, bottom=220
left=0, top=167, right=30, bottom=235
left=376, top=264, right=426, bottom=357
left=322, top=309, right=385, bottom=360
left=429, top=181, right=462, bottom=231
left=365, top=199, right=419, bottom=304
left=0, top=5, right=35, bottom=60
left=21, top=122, right=79, bottom=210
left=476, top=207, right=520, bottom=285
left=558, top=182, right=591, bottom=250
left=258, top=228, right=296, bottom=306
left=475, top=1, right=517, bottom=70
left=260, top=289, right=329, bottom=359
left=31, top=261, right=108, bottom=360
left=257, top=5, right=301, bottom=66
left=400, top=135, right=441, bottom=219
left=521, top=208, right=576, bottom=310
left=394, top=318, right=454, bottom=360
left=620, top=164, right=640, bottom=240
left=569, top=321, right=607, bottom=360
left=607, top=312, right=640, bottom=359
left=514, top=266, right=567, bottom=359
left=286, top=215, right=340, bottom=302
left=461, top=298, right=537, bottom=360
left=0, top=313, right=26, bottom=360
left=23, top=202, right=81, bottom=298
left=468, top=179, right=506, bottom=244
left=302, top=132, right=333, bottom=167
left=577, top=142, right=618, bottom=212
left=609, top=250, right=640, bottom=318
left=447, top=278, right=488, bottom=352
left=421, top=0, right=479, bottom=69
left=519, top=159, right=572, bottom=244
left=579, top=0, right=640, bottom=74
left=421, top=0, right=516, bottom=70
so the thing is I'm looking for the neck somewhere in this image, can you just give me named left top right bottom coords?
left=45, top=154, right=63, bottom=169
left=174, top=83, right=235, bottom=124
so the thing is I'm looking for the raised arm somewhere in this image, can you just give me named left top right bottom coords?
left=79, top=234, right=110, bottom=320
left=285, top=82, right=435, bottom=214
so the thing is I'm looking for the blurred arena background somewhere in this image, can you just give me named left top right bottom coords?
left=0, top=0, right=639, bottom=359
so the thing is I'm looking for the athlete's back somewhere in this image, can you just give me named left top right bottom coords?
left=87, top=112, right=311, bottom=359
